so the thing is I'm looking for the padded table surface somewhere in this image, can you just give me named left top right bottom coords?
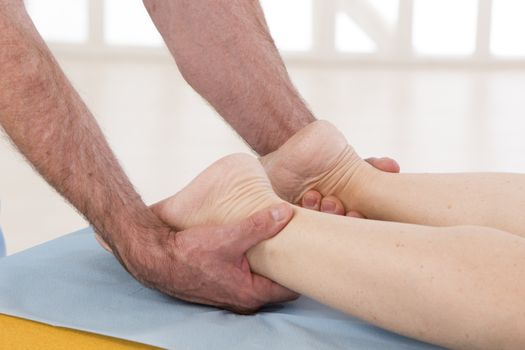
left=0, top=228, right=443, bottom=349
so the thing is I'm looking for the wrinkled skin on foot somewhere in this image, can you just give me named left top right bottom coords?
left=153, top=154, right=282, bottom=230
left=261, top=120, right=399, bottom=217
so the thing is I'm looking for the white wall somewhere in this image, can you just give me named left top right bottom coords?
left=24, top=0, right=525, bottom=64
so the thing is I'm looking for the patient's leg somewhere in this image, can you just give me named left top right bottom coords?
left=263, top=120, right=525, bottom=237
left=154, top=154, right=525, bottom=350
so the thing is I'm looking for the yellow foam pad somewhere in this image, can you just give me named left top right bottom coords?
left=0, top=313, right=160, bottom=349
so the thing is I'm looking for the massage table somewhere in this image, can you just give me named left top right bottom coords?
left=0, top=228, right=444, bottom=349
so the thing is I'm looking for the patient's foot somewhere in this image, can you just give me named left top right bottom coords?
left=151, top=153, right=283, bottom=230
left=95, top=153, right=282, bottom=252
left=261, top=120, right=375, bottom=210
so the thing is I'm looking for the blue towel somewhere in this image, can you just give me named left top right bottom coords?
left=0, top=228, right=443, bottom=349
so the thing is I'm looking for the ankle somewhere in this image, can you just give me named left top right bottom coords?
left=313, top=144, right=363, bottom=199
left=316, top=147, right=382, bottom=214
left=220, top=182, right=283, bottom=224
left=347, top=161, right=385, bottom=216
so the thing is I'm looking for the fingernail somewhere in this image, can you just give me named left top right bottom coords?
left=303, top=194, right=317, bottom=208
left=321, top=200, right=336, bottom=213
left=271, top=206, right=285, bottom=221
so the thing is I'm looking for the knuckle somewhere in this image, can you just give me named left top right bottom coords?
left=215, top=224, right=237, bottom=239
left=169, top=232, right=209, bottom=265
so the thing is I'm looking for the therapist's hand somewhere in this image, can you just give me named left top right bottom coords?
left=124, top=203, right=298, bottom=314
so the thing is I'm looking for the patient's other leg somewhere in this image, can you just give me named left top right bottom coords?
left=263, top=120, right=525, bottom=237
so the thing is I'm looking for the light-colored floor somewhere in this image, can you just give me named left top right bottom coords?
left=2, top=52, right=525, bottom=254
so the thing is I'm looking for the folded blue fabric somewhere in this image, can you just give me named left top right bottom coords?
left=0, top=228, right=443, bottom=349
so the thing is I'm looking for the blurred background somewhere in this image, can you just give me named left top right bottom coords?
left=1, top=0, right=525, bottom=254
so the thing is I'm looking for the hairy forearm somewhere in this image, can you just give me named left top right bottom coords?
left=249, top=208, right=525, bottom=349
left=144, top=0, right=315, bottom=155
left=354, top=169, right=525, bottom=238
left=0, top=6, right=166, bottom=254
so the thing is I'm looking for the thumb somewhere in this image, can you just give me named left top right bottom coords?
left=234, top=203, right=294, bottom=254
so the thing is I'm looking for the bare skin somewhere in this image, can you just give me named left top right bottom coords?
left=264, top=120, right=525, bottom=238
left=0, top=0, right=297, bottom=313
left=300, top=156, right=400, bottom=217
left=261, top=121, right=365, bottom=206
left=153, top=153, right=525, bottom=350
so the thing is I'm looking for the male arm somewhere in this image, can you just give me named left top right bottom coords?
left=144, top=0, right=399, bottom=214
left=0, top=0, right=296, bottom=312
left=143, top=0, right=313, bottom=156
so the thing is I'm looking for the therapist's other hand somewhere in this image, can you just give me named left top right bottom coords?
left=300, top=157, right=400, bottom=217
left=124, top=203, right=298, bottom=314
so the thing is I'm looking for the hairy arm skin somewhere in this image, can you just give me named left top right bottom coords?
left=143, top=0, right=315, bottom=156
left=0, top=2, right=165, bottom=256
left=0, top=2, right=297, bottom=312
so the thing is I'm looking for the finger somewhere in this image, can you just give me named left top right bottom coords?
left=346, top=211, right=366, bottom=218
left=320, top=196, right=346, bottom=215
left=252, top=273, right=300, bottom=305
left=301, top=190, right=321, bottom=211
left=235, top=202, right=294, bottom=253
left=365, top=157, right=400, bottom=173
